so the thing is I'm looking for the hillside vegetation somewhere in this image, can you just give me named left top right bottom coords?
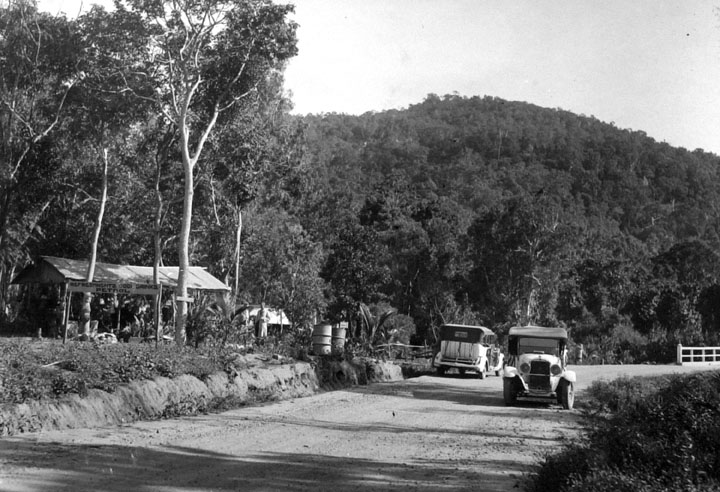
left=296, top=95, right=720, bottom=361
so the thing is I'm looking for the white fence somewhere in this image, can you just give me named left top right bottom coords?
left=676, top=344, right=720, bottom=366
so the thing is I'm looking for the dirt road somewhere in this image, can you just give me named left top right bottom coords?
left=0, top=363, right=716, bottom=492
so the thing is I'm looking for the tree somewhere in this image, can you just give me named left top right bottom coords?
left=0, top=1, right=81, bottom=311
left=464, top=194, right=577, bottom=326
left=238, top=208, right=326, bottom=330
left=115, top=0, right=298, bottom=344
left=555, top=233, right=645, bottom=340
left=58, top=5, right=157, bottom=336
left=195, top=88, right=303, bottom=293
left=322, top=220, right=390, bottom=327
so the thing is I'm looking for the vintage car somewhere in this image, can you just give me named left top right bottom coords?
left=502, top=325, right=576, bottom=409
left=433, top=324, right=504, bottom=379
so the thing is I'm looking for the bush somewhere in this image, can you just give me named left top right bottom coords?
left=530, top=370, right=720, bottom=492
left=0, top=339, right=228, bottom=404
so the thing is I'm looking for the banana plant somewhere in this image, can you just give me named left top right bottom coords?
left=358, top=302, right=397, bottom=347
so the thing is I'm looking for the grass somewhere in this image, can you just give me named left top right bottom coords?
left=529, top=370, right=720, bottom=492
left=0, top=335, right=429, bottom=405
left=0, top=338, right=233, bottom=404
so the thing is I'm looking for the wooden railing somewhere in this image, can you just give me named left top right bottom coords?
left=676, top=344, right=720, bottom=366
left=376, top=343, right=434, bottom=360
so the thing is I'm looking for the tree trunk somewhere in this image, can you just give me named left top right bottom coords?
left=153, top=155, right=164, bottom=343
left=172, top=58, right=221, bottom=346
left=234, top=208, right=242, bottom=296
left=82, top=148, right=109, bottom=338
left=175, top=129, right=196, bottom=345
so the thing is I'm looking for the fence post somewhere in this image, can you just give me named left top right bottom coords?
left=676, top=343, right=683, bottom=365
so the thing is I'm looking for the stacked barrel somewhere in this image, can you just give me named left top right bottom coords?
left=312, top=323, right=332, bottom=355
left=332, top=325, right=346, bottom=350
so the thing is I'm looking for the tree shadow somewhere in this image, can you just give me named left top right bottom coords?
left=352, top=377, right=582, bottom=421
left=194, top=411, right=574, bottom=444
left=0, top=439, right=531, bottom=492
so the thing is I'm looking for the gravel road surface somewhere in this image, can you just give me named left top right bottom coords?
left=0, top=363, right=717, bottom=492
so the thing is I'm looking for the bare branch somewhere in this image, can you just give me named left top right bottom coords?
left=209, top=178, right=221, bottom=226
left=218, top=85, right=258, bottom=113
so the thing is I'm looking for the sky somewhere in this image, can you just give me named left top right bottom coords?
left=38, top=0, right=720, bottom=155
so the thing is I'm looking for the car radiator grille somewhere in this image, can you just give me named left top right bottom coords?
left=529, top=360, right=551, bottom=391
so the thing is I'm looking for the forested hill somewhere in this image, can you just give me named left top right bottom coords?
left=298, top=94, right=720, bottom=360
left=302, top=94, right=720, bottom=251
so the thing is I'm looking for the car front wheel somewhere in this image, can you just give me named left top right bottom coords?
left=559, top=380, right=574, bottom=410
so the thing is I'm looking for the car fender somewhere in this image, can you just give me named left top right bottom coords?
left=433, top=351, right=442, bottom=367
left=563, top=370, right=577, bottom=383
left=503, top=366, right=519, bottom=378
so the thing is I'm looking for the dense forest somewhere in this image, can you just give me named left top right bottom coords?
left=2, top=1, right=720, bottom=362
left=296, top=95, right=720, bottom=361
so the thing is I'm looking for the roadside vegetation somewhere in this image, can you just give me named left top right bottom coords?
left=530, top=370, right=720, bottom=492
left=0, top=338, right=242, bottom=405
left=0, top=333, right=429, bottom=407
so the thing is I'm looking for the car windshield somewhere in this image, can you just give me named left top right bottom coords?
left=517, top=337, right=559, bottom=356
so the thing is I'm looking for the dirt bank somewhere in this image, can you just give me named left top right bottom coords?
left=0, top=354, right=405, bottom=436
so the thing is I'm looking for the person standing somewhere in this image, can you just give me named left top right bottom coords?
left=257, top=303, right=269, bottom=338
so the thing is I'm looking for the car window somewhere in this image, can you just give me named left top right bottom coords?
left=517, top=337, right=559, bottom=356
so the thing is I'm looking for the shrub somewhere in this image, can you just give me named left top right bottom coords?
left=0, top=339, right=229, bottom=404
left=530, top=370, right=720, bottom=491
left=529, top=444, right=596, bottom=492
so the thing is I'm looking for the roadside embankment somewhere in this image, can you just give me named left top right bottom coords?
left=0, top=354, right=406, bottom=436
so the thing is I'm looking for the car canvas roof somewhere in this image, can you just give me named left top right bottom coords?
left=441, top=323, right=495, bottom=335
left=508, top=325, right=568, bottom=339
left=439, top=324, right=495, bottom=344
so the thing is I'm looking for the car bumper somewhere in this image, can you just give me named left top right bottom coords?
left=435, top=357, right=483, bottom=372
left=505, top=374, right=561, bottom=396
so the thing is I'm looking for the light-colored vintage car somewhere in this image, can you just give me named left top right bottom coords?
left=433, top=324, right=504, bottom=379
left=502, top=325, right=576, bottom=409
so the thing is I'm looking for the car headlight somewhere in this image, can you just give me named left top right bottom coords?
left=520, top=362, right=530, bottom=373
left=550, top=364, right=562, bottom=376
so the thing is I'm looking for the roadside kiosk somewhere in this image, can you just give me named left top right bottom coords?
left=11, top=256, right=230, bottom=342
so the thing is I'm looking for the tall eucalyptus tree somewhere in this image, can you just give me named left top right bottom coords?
left=109, top=0, right=298, bottom=343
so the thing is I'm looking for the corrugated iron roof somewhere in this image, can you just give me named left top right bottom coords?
left=11, top=256, right=230, bottom=291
